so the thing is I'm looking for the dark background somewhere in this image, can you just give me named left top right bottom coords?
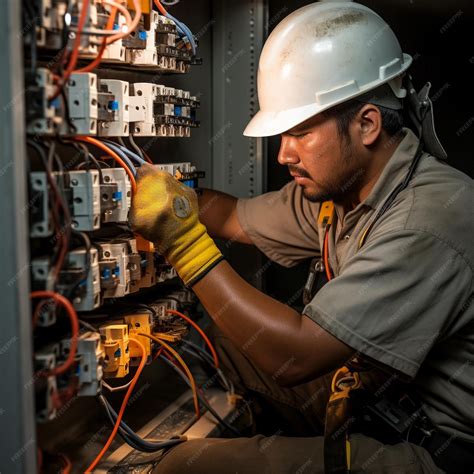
left=264, top=0, right=474, bottom=304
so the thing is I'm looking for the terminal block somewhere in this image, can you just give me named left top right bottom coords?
left=69, top=170, right=101, bottom=231
left=99, top=79, right=130, bottom=136
left=31, top=248, right=101, bottom=312
left=29, top=171, right=53, bottom=237
left=124, top=313, right=153, bottom=365
left=155, top=85, right=200, bottom=137
left=125, top=11, right=159, bottom=66
left=97, top=90, right=119, bottom=123
left=100, top=324, right=130, bottom=378
left=98, top=239, right=140, bottom=298
left=156, top=14, right=192, bottom=73
left=98, top=5, right=127, bottom=62
left=77, top=0, right=99, bottom=58
left=26, top=68, right=62, bottom=135
left=130, top=83, right=158, bottom=136
left=62, top=332, right=104, bottom=397
left=65, top=73, right=98, bottom=135
left=130, top=251, right=156, bottom=292
left=101, top=168, right=131, bottom=223
left=155, top=162, right=204, bottom=188
left=35, top=346, right=59, bottom=422
left=62, top=248, right=101, bottom=311
left=29, top=169, right=100, bottom=236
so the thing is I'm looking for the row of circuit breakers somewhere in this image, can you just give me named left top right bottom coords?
left=35, top=290, right=196, bottom=422
left=28, top=71, right=200, bottom=138
left=26, top=1, right=205, bottom=425
left=27, top=1, right=200, bottom=138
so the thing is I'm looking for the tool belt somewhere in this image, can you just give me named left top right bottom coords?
left=323, top=366, right=474, bottom=474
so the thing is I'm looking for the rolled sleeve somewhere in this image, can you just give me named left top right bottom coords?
left=303, top=229, right=473, bottom=378
left=236, top=181, right=321, bottom=267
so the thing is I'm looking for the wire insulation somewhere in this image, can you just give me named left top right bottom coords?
left=85, top=337, right=147, bottom=472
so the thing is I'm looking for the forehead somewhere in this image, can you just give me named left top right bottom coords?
left=286, top=112, right=330, bottom=134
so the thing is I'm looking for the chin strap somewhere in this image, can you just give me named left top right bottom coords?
left=405, top=75, right=447, bottom=160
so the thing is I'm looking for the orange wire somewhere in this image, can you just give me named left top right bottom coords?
left=101, top=0, right=142, bottom=44
left=166, top=309, right=219, bottom=368
left=323, top=228, right=332, bottom=281
left=85, top=337, right=147, bottom=472
left=51, top=0, right=90, bottom=99
left=74, top=137, right=137, bottom=192
left=58, top=453, right=72, bottom=474
left=139, top=332, right=200, bottom=417
left=31, top=292, right=79, bottom=377
left=74, top=6, right=118, bottom=73
left=154, top=0, right=167, bottom=16
left=152, top=346, right=163, bottom=361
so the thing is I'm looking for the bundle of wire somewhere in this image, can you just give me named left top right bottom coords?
left=154, top=0, right=196, bottom=55
left=99, top=395, right=185, bottom=452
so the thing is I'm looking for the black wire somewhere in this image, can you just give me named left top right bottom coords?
left=359, top=140, right=424, bottom=248
left=99, top=395, right=184, bottom=452
left=66, top=230, right=92, bottom=300
left=159, top=355, right=241, bottom=436
left=60, top=88, right=76, bottom=135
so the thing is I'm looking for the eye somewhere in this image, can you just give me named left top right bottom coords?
left=292, top=132, right=309, bottom=139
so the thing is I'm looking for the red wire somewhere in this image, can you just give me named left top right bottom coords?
left=31, top=292, right=79, bottom=377
left=165, top=309, right=219, bottom=368
left=323, top=228, right=333, bottom=281
left=85, top=338, right=147, bottom=472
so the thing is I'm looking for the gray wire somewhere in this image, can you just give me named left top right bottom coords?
left=127, top=135, right=145, bottom=160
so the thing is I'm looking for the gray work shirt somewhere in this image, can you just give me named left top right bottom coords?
left=237, top=128, right=474, bottom=441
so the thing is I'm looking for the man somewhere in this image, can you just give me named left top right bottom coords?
left=131, top=2, right=473, bottom=472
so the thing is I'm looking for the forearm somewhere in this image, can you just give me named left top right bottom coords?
left=198, top=189, right=252, bottom=244
left=193, top=261, right=353, bottom=386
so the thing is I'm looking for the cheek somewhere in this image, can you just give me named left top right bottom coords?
left=300, top=141, right=341, bottom=182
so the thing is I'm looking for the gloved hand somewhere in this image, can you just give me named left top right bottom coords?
left=130, top=164, right=223, bottom=286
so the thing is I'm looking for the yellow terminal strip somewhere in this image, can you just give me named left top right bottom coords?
left=124, top=313, right=153, bottom=364
left=99, top=324, right=130, bottom=378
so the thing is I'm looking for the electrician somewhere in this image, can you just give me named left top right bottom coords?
left=131, top=2, right=474, bottom=473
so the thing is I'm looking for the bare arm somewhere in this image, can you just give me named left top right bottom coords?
left=198, top=188, right=253, bottom=244
left=193, top=261, right=354, bottom=387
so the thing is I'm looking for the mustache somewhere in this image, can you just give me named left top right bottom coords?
left=288, top=165, right=311, bottom=179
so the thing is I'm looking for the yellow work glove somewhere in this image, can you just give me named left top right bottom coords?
left=129, top=164, right=223, bottom=286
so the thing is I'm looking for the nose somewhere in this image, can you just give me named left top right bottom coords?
left=277, top=135, right=300, bottom=166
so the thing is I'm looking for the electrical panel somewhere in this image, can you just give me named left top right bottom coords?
left=20, top=1, right=229, bottom=471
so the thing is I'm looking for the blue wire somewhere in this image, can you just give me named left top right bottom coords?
left=104, top=140, right=146, bottom=165
left=100, top=141, right=138, bottom=175
left=167, top=13, right=196, bottom=55
left=112, top=142, right=148, bottom=166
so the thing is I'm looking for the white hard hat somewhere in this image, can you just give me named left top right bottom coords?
left=244, top=1, right=412, bottom=137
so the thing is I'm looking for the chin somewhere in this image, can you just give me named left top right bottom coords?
left=302, top=187, right=330, bottom=203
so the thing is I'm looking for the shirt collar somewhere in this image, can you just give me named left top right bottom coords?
left=363, top=128, right=420, bottom=210
left=334, top=128, right=420, bottom=221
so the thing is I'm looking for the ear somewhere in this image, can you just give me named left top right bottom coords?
left=356, top=104, right=383, bottom=146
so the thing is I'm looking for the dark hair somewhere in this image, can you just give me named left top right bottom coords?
left=321, top=99, right=404, bottom=138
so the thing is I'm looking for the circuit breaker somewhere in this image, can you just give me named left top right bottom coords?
left=17, top=1, right=233, bottom=472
